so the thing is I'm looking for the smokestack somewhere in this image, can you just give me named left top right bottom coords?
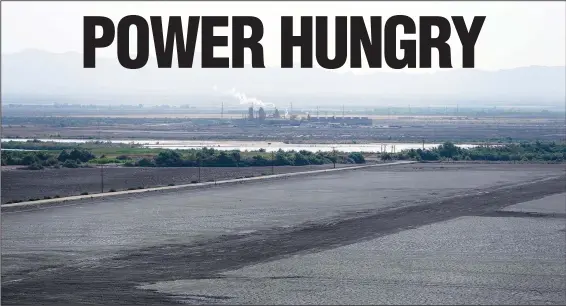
left=248, top=106, right=254, bottom=120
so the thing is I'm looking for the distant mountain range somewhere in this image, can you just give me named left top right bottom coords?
left=2, top=49, right=565, bottom=108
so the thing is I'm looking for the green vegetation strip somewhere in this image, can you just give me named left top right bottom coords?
left=2, top=140, right=565, bottom=171
left=2, top=140, right=366, bottom=169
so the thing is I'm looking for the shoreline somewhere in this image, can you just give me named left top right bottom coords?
left=1, top=137, right=504, bottom=145
left=1, top=138, right=482, bottom=153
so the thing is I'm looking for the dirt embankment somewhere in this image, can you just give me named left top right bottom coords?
left=1, top=164, right=352, bottom=203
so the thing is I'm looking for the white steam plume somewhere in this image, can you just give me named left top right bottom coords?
left=213, top=85, right=275, bottom=108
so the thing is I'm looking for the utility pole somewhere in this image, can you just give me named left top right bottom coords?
left=422, top=139, right=425, bottom=150
left=98, top=119, right=103, bottom=193
left=97, top=119, right=101, bottom=139
left=221, top=101, right=224, bottom=119
left=332, top=146, right=336, bottom=169
left=268, top=143, right=274, bottom=175
left=100, top=163, right=104, bottom=193
left=198, top=156, right=201, bottom=182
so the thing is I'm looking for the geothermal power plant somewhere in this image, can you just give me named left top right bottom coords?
left=237, top=106, right=373, bottom=127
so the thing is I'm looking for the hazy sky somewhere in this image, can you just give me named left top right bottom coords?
left=2, top=1, right=565, bottom=73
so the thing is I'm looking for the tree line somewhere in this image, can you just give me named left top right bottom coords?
left=3, top=141, right=565, bottom=170
left=1, top=147, right=366, bottom=169
left=125, top=148, right=365, bottom=167
left=1, top=148, right=96, bottom=170
left=388, top=141, right=566, bottom=162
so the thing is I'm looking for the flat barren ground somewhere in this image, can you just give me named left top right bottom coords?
left=2, top=163, right=565, bottom=305
left=3, top=115, right=564, bottom=142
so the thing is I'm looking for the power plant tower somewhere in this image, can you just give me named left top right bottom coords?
left=248, top=106, right=254, bottom=120
left=258, top=107, right=266, bottom=120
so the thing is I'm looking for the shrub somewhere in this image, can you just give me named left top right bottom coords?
left=57, top=150, right=70, bottom=162
left=80, top=192, right=89, bottom=195
left=293, top=152, right=310, bottom=166
left=62, top=159, right=80, bottom=168
left=109, top=189, right=116, bottom=192
left=58, top=149, right=95, bottom=163
left=22, top=155, right=40, bottom=165
left=69, top=148, right=96, bottom=162
left=348, top=152, right=365, bottom=164
left=42, top=157, right=59, bottom=167
left=249, top=155, right=269, bottom=166
left=136, top=158, right=155, bottom=167
left=438, top=142, right=461, bottom=159
left=154, top=150, right=183, bottom=167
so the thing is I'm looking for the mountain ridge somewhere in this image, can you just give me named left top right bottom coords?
left=2, top=50, right=565, bottom=107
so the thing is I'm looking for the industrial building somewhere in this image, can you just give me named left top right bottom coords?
left=237, top=106, right=373, bottom=127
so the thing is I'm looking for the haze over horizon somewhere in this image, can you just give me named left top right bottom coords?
left=1, top=1, right=564, bottom=109
left=2, top=49, right=565, bottom=110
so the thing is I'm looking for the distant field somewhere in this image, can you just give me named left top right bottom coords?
left=1, top=164, right=354, bottom=203
left=2, top=110, right=564, bottom=143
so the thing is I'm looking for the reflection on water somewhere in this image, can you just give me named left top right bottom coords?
left=1, top=138, right=477, bottom=153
